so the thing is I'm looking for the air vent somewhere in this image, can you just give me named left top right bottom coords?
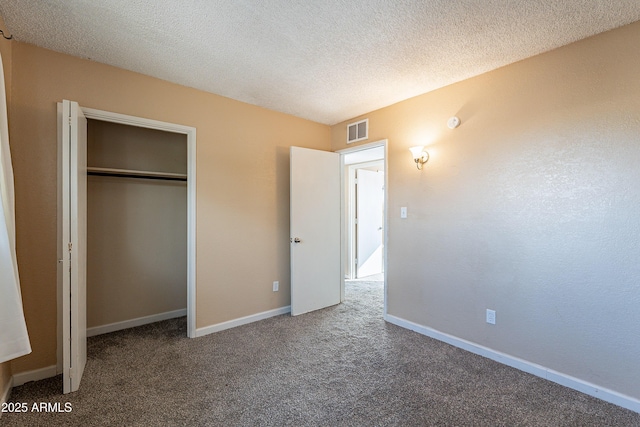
left=347, top=119, right=368, bottom=143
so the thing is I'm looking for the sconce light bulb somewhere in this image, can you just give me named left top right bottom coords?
left=409, top=146, right=425, bottom=160
left=409, top=146, right=429, bottom=170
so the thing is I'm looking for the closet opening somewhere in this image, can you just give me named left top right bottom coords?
left=85, top=119, right=188, bottom=337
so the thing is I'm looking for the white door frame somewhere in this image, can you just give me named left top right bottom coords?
left=57, top=106, right=197, bottom=373
left=337, top=140, right=388, bottom=318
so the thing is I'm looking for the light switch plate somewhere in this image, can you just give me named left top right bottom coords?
left=400, top=207, right=407, bottom=219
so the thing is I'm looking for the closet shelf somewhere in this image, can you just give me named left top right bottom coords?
left=87, top=167, right=187, bottom=181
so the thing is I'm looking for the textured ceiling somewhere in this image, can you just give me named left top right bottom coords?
left=2, top=1, right=640, bottom=125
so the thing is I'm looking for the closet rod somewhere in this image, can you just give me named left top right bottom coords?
left=87, top=167, right=187, bottom=182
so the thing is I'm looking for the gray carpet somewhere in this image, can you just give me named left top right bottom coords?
left=3, top=280, right=639, bottom=426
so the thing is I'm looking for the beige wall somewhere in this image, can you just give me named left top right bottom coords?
left=9, top=42, right=330, bottom=373
left=0, top=14, right=13, bottom=396
left=87, top=121, right=187, bottom=328
left=332, top=21, right=640, bottom=400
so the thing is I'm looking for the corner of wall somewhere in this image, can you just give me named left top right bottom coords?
left=0, top=13, right=15, bottom=416
left=0, top=362, right=14, bottom=414
left=0, top=13, right=12, bottom=104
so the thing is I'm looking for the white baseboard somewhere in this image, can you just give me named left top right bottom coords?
left=385, top=314, right=640, bottom=414
left=87, top=308, right=187, bottom=337
left=195, top=306, right=291, bottom=338
left=12, top=365, right=57, bottom=387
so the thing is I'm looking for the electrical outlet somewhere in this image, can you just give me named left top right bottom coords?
left=486, top=309, right=496, bottom=325
left=272, top=281, right=279, bottom=292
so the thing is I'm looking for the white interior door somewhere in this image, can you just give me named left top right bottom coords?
left=356, top=169, right=384, bottom=278
left=290, top=147, right=341, bottom=316
left=59, top=99, right=87, bottom=393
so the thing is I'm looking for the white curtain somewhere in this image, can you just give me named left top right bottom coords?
left=0, top=51, right=31, bottom=363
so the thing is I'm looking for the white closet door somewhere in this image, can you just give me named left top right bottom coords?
left=290, top=147, right=341, bottom=316
left=59, top=99, right=87, bottom=393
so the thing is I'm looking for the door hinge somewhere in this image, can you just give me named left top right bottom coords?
left=355, top=258, right=358, bottom=265
left=68, top=242, right=72, bottom=251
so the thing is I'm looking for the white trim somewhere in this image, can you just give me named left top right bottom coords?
left=339, top=156, right=347, bottom=301
left=195, top=306, right=291, bottom=338
left=81, top=108, right=195, bottom=135
left=346, top=165, right=357, bottom=280
left=86, top=309, right=187, bottom=337
left=56, top=102, right=64, bottom=377
left=1, top=374, right=13, bottom=417
left=12, top=365, right=57, bottom=387
left=385, top=314, right=640, bottom=414
left=77, top=106, right=197, bottom=339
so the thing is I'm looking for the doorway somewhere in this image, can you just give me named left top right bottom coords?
left=339, top=141, right=387, bottom=314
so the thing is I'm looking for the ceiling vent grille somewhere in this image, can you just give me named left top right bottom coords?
left=347, top=119, right=368, bottom=143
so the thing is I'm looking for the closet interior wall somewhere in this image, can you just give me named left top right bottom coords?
left=86, top=119, right=187, bottom=332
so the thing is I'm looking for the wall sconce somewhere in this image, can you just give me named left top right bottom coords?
left=409, top=146, right=429, bottom=170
